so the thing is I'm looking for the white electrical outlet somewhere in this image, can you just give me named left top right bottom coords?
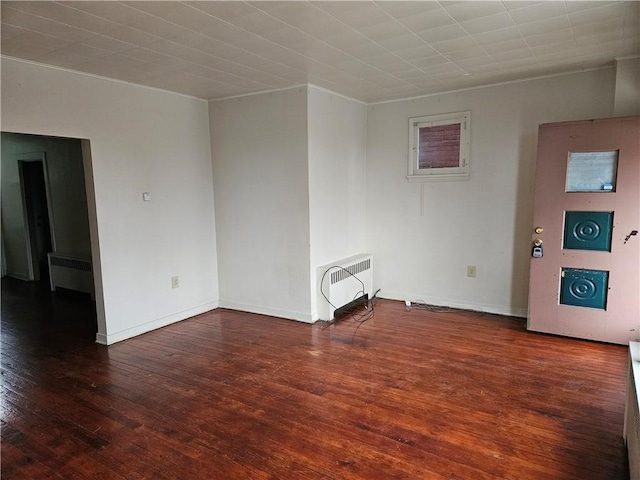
left=467, top=265, right=476, bottom=277
left=171, top=276, right=179, bottom=288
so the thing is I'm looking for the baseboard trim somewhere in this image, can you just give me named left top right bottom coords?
left=5, top=272, right=31, bottom=281
left=218, top=300, right=314, bottom=324
left=95, top=300, right=219, bottom=345
left=380, top=291, right=528, bottom=318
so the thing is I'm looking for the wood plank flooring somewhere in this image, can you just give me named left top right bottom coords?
left=1, top=277, right=629, bottom=479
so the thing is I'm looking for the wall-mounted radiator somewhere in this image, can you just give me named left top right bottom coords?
left=48, top=253, right=94, bottom=298
left=317, top=254, right=373, bottom=321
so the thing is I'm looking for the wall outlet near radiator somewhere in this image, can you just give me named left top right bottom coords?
left=467, top=265, right=477, bottom=277
left=171, top=276, right=180, bottom=289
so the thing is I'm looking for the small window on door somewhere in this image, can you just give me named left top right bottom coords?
left=566, top=151, right=618, bottom=192
left=407, top=111, right=470, bottom=182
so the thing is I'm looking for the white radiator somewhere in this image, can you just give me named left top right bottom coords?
left=317, top=254, right=373, bottom=321
left=48, top=253, right=94, bottom=298
left=626, top=341, right=640, bottom=480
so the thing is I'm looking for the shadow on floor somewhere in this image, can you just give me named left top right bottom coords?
left=1, top=276, right=97, bottom=347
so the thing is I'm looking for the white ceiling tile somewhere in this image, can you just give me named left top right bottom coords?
left=445, top=46, right=490, bottom=61
left=2, top=6, right=95, bottom=43
left=455, top=55, right=495, bottom=68
left=362, top=52, right=403, bottom=67
left=517, top=15, right=571, bottom=36
left=261, top=26, right=316, bottom=50
left=118, top=47, right=173, bottom=64
left=444, top=1, right=507, bottom=22
left=392, top=68, right=429, bottom=80
left=80, top=34, right=137, bottom=54
left=249, top=2, right=315, bottom=25
left=231, top=35, right=287, bottom=57
left=472, top=26, right=523, bottom=45
left=524, top=28, right=575, bottom=47
left=394, top=45, right=440, bottom=61
left=565, top=1, right=619, bottom=14
left=409, top=54, right=451, bottom=69
left=375, top=1, right=443, bottom=19
left=258, top=48, right=310, bottom=70
left=187, top=1, right=257, bottom=22
left=1, top=23, right=26, bottom=42
left=396, top=9, right=456, bottom=32
left=502, top=2, right=546, bottom=12
left=322, top=30, right=371, bottom=50
left=60, top=43, right=116, bottom=60
left=482, top=38, right=529, bottom=54
left=2, top=29, right=72, bottom=58
left=107, top=26, right=164, bottom=48
left=432, top=36, right=479, bottom=54
left=127, top=12, right=193, bottom=40
left=571, top=31, right=624, bottom=47
left=313, top=2, right=392, bottom=29
left=342, top=41, right=388, bottom=58
left=121, top=1, right=189, bottom=19
left=508, top=2, right=568, bottom=24
left=289, top=14, right=347, bottom=39
left=531, top=40, right=578, bottom=58
left=67, top=1, right=154, bottom=27
left=9, top=1, right=120, bottom=35
left=357, top=21, right=409, bottom=41
left=459, top=12, right=515, bottom=34
left=458, top=61, right=503, bottom=74
left=572, top=18, right=625, bottom=39
left=1, top=0, right=637, bottom=102
left=305, top=43, right=355, bottom=65
left=568, top=2, right=632, bottom=26
left=376, top=33, right=426, bottom=52
left=491, top=47, right=535, bottom=62
left=416, top=24, right=468, bottom=44
left=250, top=2, right=345, bottom=38
left=154, top=3, right=232, bottom=32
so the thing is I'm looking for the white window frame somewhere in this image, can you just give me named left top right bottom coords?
left=407, top=111, right=471, bottom=182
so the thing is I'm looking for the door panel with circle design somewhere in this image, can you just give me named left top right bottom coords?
left=528, top=116, right=640, bottom=345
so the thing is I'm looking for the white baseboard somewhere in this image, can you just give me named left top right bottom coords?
left=95, top=300, right=219, bottom=345
left=6, top=272, right=31, bottom=281
left=380, top=290, right=528, bottom=318
left=218, top=300, right=314, bottom=324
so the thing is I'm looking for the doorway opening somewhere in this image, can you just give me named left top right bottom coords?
left=1, top=132, right=101, bottom=343
left=18, top=155, right=54, bottom=282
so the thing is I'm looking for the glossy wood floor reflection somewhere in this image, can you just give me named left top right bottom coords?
left=1, top=279, right=629, bottom=479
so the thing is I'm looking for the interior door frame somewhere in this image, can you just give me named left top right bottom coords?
left=17, top=151, right=56, bottom=281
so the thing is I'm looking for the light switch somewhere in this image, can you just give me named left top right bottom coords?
left=142, top=192, right=152, bottom=202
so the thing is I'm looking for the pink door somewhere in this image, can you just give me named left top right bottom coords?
left=528, top=116, right=640, bottom=345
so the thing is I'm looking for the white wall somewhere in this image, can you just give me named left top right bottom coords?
left=366, top=69, right=616, bottom=317
left=307, top=87, right=367, bottom=317
left=209, top=87, right=312, bottom=321
left=1, top=58, right=219, bottom=344
left=1, top=134, right=91, bottom=279
left=614, top=57, right=640, bottom=117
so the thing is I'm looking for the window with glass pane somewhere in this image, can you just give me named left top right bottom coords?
left=566, top=151, right=618, bottom=192
left=407, top=111, right=470, bottom=181
left=418, top=123, right=460, bottom=169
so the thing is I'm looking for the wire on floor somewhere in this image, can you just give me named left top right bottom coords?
left=408, top=300, right=453, bottom=313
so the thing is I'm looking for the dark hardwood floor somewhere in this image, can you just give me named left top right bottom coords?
left=1, top=277, right=629, bottom=479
